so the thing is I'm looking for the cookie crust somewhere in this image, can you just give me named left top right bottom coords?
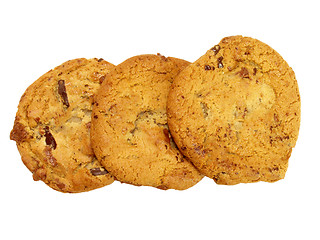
left=167, top=36, right=301, bottom=184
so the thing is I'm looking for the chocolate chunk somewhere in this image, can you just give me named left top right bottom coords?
left=204, top=65, right=211, bottom=70
left=90, top=167, right=109, bottom=176
left=204, top=65, right=215, bottom=71
left=217, top=57, right=224, bottom=68
left=86, top=122, right=92, bottom=129
left=237, top=67, right=250, bottom=78
left=157, top=185, right=169, bottom=190
left=99, top=75, right=105, bottom=84
left=253, top=68, right=257, bottom=76
left=243, top=107, right=248, bottom=118
left=56, top=181, right=66, bottom=190
left=44, top=126, right=57, bottom=149
left=211, top=45, right=221, bottom=55
left=44, top=146, right=57, bottom=166
left=157, top=53, right=168, bottom=61
left=10, top=121, right=28, bottom=142
left=33, top=167, right=47, bottom=181
left=58, top=80, right=70, bottom=108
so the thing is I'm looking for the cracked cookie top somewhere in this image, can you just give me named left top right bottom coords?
left=91, top=54, right=203, bottom=190
left=10, top=58, right=115, bottom=192
left=167, top=36, right=301, bottom=185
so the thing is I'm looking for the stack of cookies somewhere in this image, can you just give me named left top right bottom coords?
left=10, top=36, right=301, bottom=193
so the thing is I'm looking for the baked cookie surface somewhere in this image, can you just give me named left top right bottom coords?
left=91, top=54, right=203, bottom=190
left=167, top=36, right=301, bottom=185
left=10, top=58, right=115, bottom=192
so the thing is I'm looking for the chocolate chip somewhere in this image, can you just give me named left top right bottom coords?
left=217, top=57, right=224, bottom=68
left=237, top=67, right=250, bottom=78
left=157, top=53, right=168, bottom=61
left=253, top=68, right=257, bottom=76
left=90, top=167, right=109, bottom=176
left=99, top=76, right=105, bottom=84
left=157, top=185, right=169, bottom=190
left=97, top=58, right=104, bottom=62
left=44, top=146, right=57, bottom=166
left=56, top=181, right=65, bottom=190
left=211, top=45, right=221, bottom=55
left=94, top=115, right=98, bottom=119
left=243, top=107, right=248, bottom=118
left=44, top=126, right=57, bottom=150
left=58, top=80, right=70, bottom=108
left=32, top=167, right=47, bottom=181
left=10, top=121, right=28, bottom=143
left=204, top=65, right=211, bottom=70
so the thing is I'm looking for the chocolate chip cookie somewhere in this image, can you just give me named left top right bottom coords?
left=91, top=54, right=203, bottom=190
left=167, top=36, right=301, bottom=185
left=10, top=58, right=115, bottom=192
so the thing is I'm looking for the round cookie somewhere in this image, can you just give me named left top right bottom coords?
left=167, top=36, right=301, bottom=185
left=10, top=58, right=115, bottom=193
left=91, top=54, right=203, bottom=190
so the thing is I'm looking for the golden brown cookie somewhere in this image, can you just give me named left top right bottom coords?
left=10, top=58, right=115, bottom=193
left=167, top=36, right=301, bottom=185
left=91, top=54, right=203, bottom=190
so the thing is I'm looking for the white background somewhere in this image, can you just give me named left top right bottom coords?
left=1, top=1, right=319, bottom=239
